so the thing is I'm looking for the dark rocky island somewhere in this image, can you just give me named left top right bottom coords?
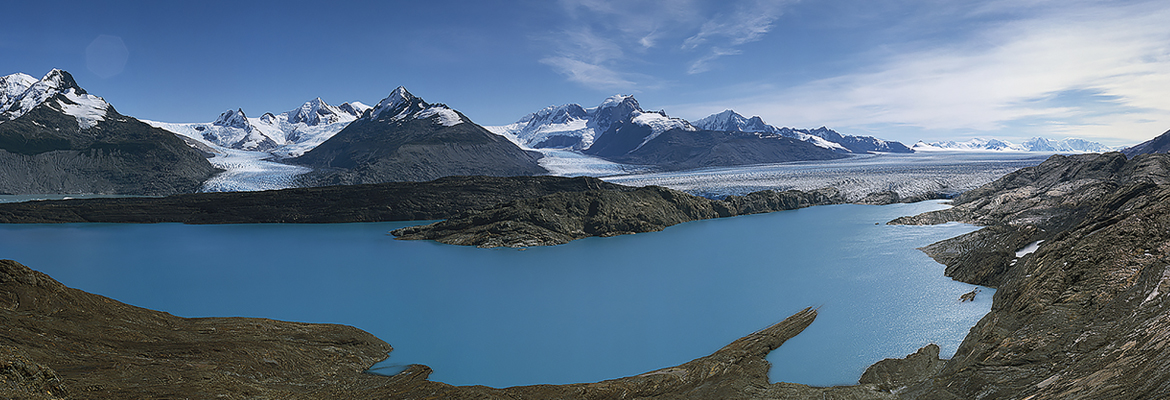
left=392, top=185, right=843, bottom=247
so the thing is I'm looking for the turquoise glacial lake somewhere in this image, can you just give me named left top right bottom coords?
left=0, top=201, right=992, bottom=388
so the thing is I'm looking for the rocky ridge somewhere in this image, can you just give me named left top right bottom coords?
left=392, top=185, right=844, bottom=247
left=884, top=152, right=1170, bottom=398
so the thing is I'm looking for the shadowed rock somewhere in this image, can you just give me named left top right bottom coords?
left=391, top=186, right=845, bottom=247
left=887, top=152, right=1170, bottom=399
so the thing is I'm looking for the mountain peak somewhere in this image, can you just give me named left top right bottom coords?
left=213, top=108, right=252, bottom=131
left=288, top=97, right=345, bottom=126
left=40, top=69, right=85, bottom=95
left=369, top=86, right=422, bottom=120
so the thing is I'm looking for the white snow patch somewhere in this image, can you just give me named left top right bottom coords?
left=631, top=111, right=695, bottom=150
left=57, top=89, right=109, bottom=129
left=416, top=107, right=463, bottom=127
left=1015, top=240, right=1044, bottom=258
left=1143, top=267, right=1170, bottom=305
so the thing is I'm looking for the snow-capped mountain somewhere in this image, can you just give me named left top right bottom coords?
left=0, top=69, right=218, bottom=195
left=692, top=110, right=911, bottom=153
left=145, top=98, right=370, bottom=158
left=291, top=86, right=544, bottom=185
left=486, top=95, right=694, bottom=151
left=0, top=69, right=111, bottom=129
left=913, top=137, right=1110, bottom=152
left=1021, top=137, right=1111, bottom=153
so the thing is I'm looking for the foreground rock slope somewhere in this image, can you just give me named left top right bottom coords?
left=887, top=152, right=1170, bottom=399
left=2, top=259, right=897, bottom=399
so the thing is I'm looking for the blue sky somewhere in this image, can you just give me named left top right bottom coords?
left=4, top=0, right=1169, bottom=146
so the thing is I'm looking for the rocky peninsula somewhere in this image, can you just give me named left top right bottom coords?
left=391, top=185, right=843, bottom=247
left=2, top=259, right=898, bottom=399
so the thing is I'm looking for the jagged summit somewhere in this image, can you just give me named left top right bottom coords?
left=148, top=96, right=369, bottom=157
left=214, top=108, right=252, bottom=130
left=369, top=86, right=418, bottom=119
left=487, top=94, right=693, bottom=151
left=291, top=86, right=542, bottom=184
left=690, top=110, right=910, bottom=153
left=0, top=73, right=37, bottom=107
left=287, top=97, right=360, bottom=126
left=362, top=86, right=464, bottom=127
left=0, top=68, right=218, bottom=195
left=0, top=69, right=111, bottom=130
left=692, top=110, right=772, bottom=133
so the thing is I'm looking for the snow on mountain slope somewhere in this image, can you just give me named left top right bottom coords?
left=485, top=94, right=693, bottom=151
left=0, top=69, right=112, bottom=130
left=0, top=73, right=37, bottom=109
left=913, top=137, right=1110, bottom=152
left=692, top=110, right=857, bottom=152
left=146, top=97, right=366, bottom=158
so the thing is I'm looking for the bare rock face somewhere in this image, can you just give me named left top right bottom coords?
left=0, top=346, right=67, bottom=399
left=391, top=186, right=845, bottom=247
left=859, top=344, right=944, bottom=392
left=887, top=152, right=1170, bottom=399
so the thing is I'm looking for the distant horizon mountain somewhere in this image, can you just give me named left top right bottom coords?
left=692, top=110, right=913, bottom=154
left=913, top=137, right=1111, bottom=152
left=291, top=86, right=545, bottom=185
left=145, top=98, right=371, bottom=159
left=0, top=69, right=218, bottom=195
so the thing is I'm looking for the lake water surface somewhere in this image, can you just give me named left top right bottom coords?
left=0, top=201, right=991, bottom=388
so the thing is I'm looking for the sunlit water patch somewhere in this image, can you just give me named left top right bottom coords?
left=0, top=201, right=991, bottom=388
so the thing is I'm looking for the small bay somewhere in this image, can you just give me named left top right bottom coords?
left=0, top=200, right=991, bottom=388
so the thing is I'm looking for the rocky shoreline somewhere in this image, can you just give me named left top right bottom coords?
left=2, top=259, right=900, bottom=399
left=391, top=186, right=844, bottom=247
left=6, top=152, right=1170, bottom=398
left=885, top=152, right=1170, bottom=398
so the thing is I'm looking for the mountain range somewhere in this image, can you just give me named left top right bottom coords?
left=913, top=137, right=1111, bottom=152
left=0, top=68, right=1135, bottom=196
left=487, top=99, right=913, bottom=155
left=145, top=98, right=371, bottom=159
left=289, top=86, right=545, bottom=185
left=0, top=70, right=218, bottom=195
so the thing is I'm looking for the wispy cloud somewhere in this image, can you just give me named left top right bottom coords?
left=540, top=57, right=635, bottom=89
left=542, top=0, right=794, bottom=89
left=666, top=0, right=1170, bottom=145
